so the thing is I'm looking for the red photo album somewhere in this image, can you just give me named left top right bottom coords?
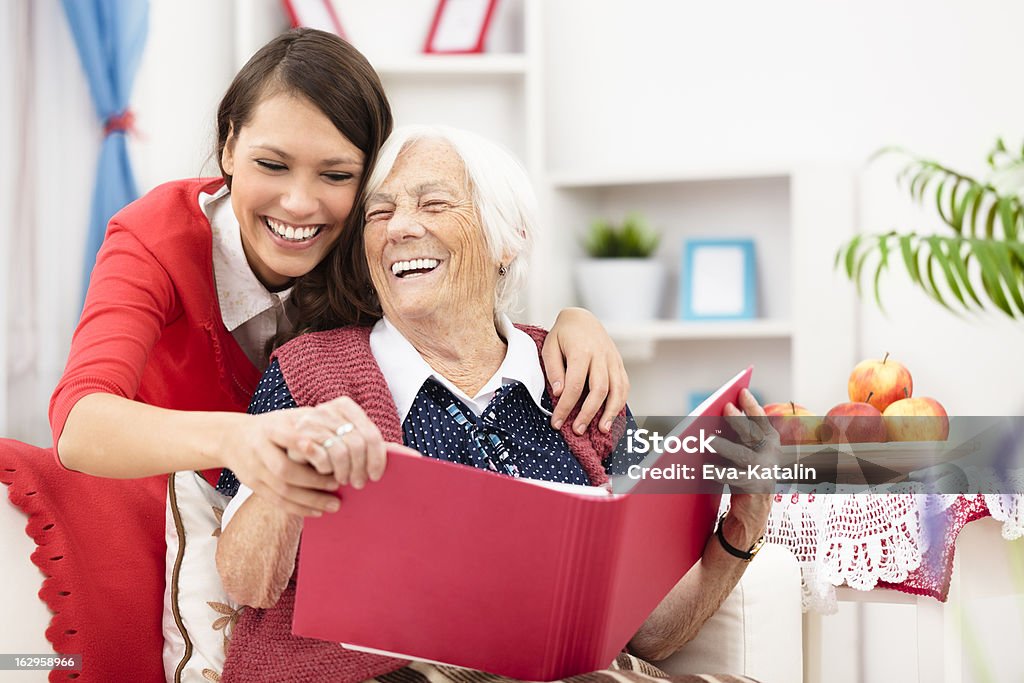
left=292, top=366, right=753, bottom=680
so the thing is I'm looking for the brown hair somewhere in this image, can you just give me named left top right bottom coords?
left=215, top=27, right=392, bottom=349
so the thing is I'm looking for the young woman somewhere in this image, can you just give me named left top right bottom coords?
left=1, top=28, right=627, bottom=681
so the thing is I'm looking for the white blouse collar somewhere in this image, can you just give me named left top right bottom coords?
left=369, top=314, right=549, bottom=424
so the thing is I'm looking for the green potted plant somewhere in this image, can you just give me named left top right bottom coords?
left=835, top=139, right=1024, bottom=317
left=575, top=212, right=664, bottom=322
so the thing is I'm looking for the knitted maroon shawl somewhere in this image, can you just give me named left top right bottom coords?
left=221, top=324, right=622, bottom=683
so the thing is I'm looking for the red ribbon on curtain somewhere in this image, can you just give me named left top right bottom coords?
left=103, top=109, right=136, bottom=136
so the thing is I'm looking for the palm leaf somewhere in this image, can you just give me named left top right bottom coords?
left=880, top=148, right=1019, bottom=237
left=998, top=197, right=1021, bottom=241
left=928, top=236, right=965, bottom=308
left=986, top=137, right=1008, bottom=167
left=924, top=252, right=954, bottom=311
left=842, top=234, right=863, bottom=278
left=872, top=235, right=891, bottom=309
left=934, top=178, right=949, bottom=228
left=968, top=188, right=985, bottom=238
left=972, top=242, right=1015, bottom=316
left=947, top=239, right=984, bottom=308
left=957, top=185, right=982, bottom=235
left=839, top=142, right=1024, bottom=318
left=984, top=200, right=1000, bottom=239
left=836, top=232, right=1024, bottom=319
left=911, top=168, right=935, bottom=203
left=1008, top=239, right=1024, bottom=266
left=989, top=241, right=1024, bottom=314
left=898, top=234, right=920, bottom=284
left=946, top=178, right=964, bottom=232
left=854, top=246, right=873, bottom=299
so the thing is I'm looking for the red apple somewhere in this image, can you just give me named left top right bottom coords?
left=764, top=402, right=808, bottom=416
left=766, top=402, right=822, bottom=445
left=883, top=396, right=949, bottom=442
left=848, top=353, right=913, bottom=412
left=820, top=400, right=887, bottom=444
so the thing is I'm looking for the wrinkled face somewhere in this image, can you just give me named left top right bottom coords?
left=221, top=91, right=364, bottom=289
left=363, top=139, right=499, bottom=326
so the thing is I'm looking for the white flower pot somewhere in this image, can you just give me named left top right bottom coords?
left=575, top=258, right=665, bottom=322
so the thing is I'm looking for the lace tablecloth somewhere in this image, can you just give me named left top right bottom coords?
left=763, top=489, right=1024, bottom=613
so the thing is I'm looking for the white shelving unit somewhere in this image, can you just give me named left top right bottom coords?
left=549, top=166, right=791, bottom=189
left=234, top=0, right=860, bottom=417
left=604, top=319, right=794, bottom=341
left=545, top=172, right=771, bottom=412
left=539, top=162, right=861, bottom=415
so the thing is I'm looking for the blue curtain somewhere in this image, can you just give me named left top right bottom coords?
left=61, top=0, right=149, bottom=300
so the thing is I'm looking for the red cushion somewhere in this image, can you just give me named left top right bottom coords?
left=1, top=439, right=167, bottom=682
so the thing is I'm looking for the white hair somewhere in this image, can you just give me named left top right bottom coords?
left=364, top=124, right=535, bottom=315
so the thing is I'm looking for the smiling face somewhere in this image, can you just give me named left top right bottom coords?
left=363, top=138, right=501, bottom=332
left=221, top=91, right=365, bottom=289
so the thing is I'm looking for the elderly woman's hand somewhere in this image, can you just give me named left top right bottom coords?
left=712, top=388, right=777, bottom=539
left=543, top=307, right=629, bottom=435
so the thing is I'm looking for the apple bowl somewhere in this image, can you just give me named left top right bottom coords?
left=777, top=437, right=978, bottom=486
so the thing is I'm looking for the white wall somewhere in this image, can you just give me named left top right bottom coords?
left=131, top=0, right=240, bottom=189
left=539, top=0, right=1024, bottom=415
left=543, top=0, right=1024, bottom=172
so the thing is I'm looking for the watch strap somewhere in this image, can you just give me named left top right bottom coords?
left=715, top=511, right=765, bottom=561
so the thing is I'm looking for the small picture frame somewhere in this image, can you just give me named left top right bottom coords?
left=680, top=238, right=757, bottom=320
left=282, top=0, right=346, bottom=38
left=424, top=0, right=500, bottom=54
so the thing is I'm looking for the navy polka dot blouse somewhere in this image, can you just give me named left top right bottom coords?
left=217, top=359, right=639, bottom=496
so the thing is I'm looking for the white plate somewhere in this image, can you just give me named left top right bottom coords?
left=779, top=437, right=980, bottom=479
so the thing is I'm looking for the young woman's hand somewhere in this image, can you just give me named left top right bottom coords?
left=224, top=399, right=421, bottom=517
left=275, top=396, right=422, bottom=493
left=543, top=307, right=629, bottom=435
left=282, top=396, right=397, bottom=489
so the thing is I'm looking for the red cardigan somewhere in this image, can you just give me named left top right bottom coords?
left=50, top=177, right=260, bottom=438
left=1, top=178, right=261, bottom=682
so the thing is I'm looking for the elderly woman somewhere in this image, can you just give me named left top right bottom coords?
left=216, top=125, right=773, bottom=682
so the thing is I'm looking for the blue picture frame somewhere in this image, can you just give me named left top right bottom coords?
left=680, top=238, right=757, bottom=320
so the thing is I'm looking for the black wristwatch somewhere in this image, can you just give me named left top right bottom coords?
left=715, top=511, right=766, bottom=562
